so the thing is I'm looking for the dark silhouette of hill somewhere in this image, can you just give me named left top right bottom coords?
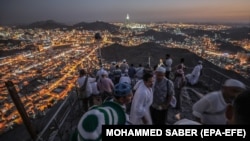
left=221, top=27, right=250, bottom=40
left=101, top=42, right=250, bottom=85
left=182, top=27, right=250, bottom=41
left=73, top=21, right=87, bottom=28
left=0, top=45, right=37, bottom=57
left=182, top=28, right=218, bottom=37
left=17, top=20, right=69, bottom=29
left=137, top=29, right=186, bottom=42
left=101, top=42, right=207, bottom=67
left=0, top=39, right=21, bottom=45
left=73, top=21, right=119, bottom=33
left=215, top=40, right=247, bottom=53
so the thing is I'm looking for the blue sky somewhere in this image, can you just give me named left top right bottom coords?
left=0, top=0, right=249, bottom=25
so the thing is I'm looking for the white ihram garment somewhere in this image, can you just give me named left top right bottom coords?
left=129, top=83, right=153, bottom=125
left=186, top=64, right=202, bottom=85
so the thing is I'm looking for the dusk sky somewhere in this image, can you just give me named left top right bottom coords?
left=0, top=0, right=249, bottom=25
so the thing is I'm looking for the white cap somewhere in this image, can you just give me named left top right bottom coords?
left=174, top=118, right=201, bottom=125
left=123, top=59, right=126, bottom=62
left=223, top=79, right=246, bottom=89
left=156, top=66, right=166, bottom=73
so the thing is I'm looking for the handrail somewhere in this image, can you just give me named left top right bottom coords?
left=35, top=90, right=78, bottom=141
left=185, top=87, right=204, bottom=98
left=202, top=68, right=250, bottom=90
left=34, top=64, right=249, bottom=141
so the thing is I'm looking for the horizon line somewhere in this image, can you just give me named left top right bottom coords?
left=1, top=19, right=249, bottom=27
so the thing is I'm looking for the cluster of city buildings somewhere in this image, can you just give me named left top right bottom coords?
left=0, top=18, right=249, bottom=134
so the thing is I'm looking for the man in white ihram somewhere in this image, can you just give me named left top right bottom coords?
left=129, top=73, right=154, bottom=125
left=186, top=60, right=203, bottom=85
left=192, top=78, right=246, bottom=125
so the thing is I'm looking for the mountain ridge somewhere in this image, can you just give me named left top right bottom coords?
left=101, top=42, right=250, bottom=85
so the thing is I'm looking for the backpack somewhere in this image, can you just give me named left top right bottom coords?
left=113, top=69, right=121, bottom=78
left=166, top=79, right=176, bottom=108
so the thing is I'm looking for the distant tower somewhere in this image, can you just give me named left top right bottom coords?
left=125, top=14, right=130, bottom=27
left=126, top=14, right=130, bottom=21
